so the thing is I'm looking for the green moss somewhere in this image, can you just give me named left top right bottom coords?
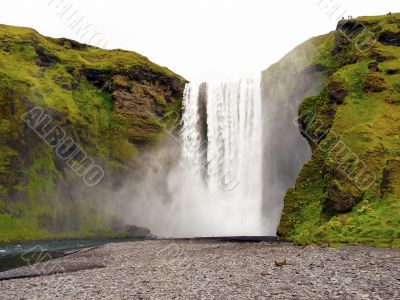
left=0, top=24, right=185, bottom=242
left=275, top=13, right=400, bottom=248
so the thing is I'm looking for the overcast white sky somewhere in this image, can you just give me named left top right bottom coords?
left=1, top=0, right=400, bottom=81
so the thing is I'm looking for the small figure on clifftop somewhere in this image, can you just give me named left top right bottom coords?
left=387, top=12, right=392, bottom=16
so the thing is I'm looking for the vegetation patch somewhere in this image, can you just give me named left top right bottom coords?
left=273, top=13, right=400, bottom=248
left=0, top=24, right=186, bottom=242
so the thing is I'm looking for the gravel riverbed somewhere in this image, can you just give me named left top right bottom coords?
left=0, top=240, right=399, bottom=299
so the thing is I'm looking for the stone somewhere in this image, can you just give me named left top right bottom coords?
left=275, top=259, right=287, bottom=267
left=124, top=225, right=153, bottom=238
left=325, top=179, right=363, bottom=212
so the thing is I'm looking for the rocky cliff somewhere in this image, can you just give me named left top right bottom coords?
left=263, top=13, right=400, bottom=247
left=0, top=24, right=186, bottom=242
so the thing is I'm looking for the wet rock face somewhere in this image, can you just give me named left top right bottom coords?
left=378, top=30, right=400, bottom=47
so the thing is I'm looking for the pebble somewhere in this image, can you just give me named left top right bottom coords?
left=275, top=259, right=287, bottom=266
left=0, top=240, right=399, bottom=299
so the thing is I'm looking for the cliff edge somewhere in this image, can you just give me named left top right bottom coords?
left=0, top=24, right=186, bottom=241
left=263, top=13, right=400, bottom=247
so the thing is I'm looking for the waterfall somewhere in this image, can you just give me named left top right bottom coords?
left=180, top=78, right=267, bottom=235
left=121, top=72, right=313, bottom=237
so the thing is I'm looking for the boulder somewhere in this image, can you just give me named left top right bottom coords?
left=325, top=179, right=363, bottom=212
left=124, top=225, right=153, bottom=238
left=275, top=259, right=287, bottom=267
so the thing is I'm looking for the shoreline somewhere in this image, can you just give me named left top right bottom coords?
left=0, top=236, right=279, bottom=273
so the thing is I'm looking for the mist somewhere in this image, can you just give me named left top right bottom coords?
left=260, top=37, right=330, bottom=230
left=52, top=42, right=330, bottom=238
left=71, top=53, right=321, bottom=238
left=94, top=79, right=270, bottom=238
left=54, top=51, right=323, bottom=238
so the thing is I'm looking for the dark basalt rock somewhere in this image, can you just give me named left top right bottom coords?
left=328, top=76, right=348, bottom=105
left=386, top=68, right=400, bottom=75
left=80, top=64, right=186, bottom=143
left=332, top=31, right=351, bottom=54
left=325, top=180, right=363, bottom=213
left=368, top=61, right=380, bottom=72
left=378, top=30, right=400, bottom=46
left=380, top=159, right=400, bottom=197
left=124, top=225, right=153, bottom=238
left=337, top=20, right=365, bottom=34
left=364, top=72, right=387, bottom=93
left=55, top=38, right=89, bottom=50
left=322, top=158, right=365, bottom=213
left=370, top=50, right=396, bottom=62
left=333, top=20, right=379, bottom=55
left=35, top=46, right=60, bottom=67
left=82, top=67, right=113, bottom=88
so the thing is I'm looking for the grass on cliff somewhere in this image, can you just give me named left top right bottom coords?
left=277, top=13, right=400, bottom=248
left=0, top=24, right=185, bottom=242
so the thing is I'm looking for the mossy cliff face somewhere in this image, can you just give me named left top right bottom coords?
left=0, top=24, right=186, bottom=242
left=263, top=13, right=400, bottom=247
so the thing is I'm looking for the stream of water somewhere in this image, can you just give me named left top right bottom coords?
left=179, top=78, right=266, bottom=235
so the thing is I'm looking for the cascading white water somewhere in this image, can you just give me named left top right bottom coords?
left=113, top=77, right=274, bottom=237
left=116, top=71, right=312, bottom=237
left=180, top=78, right=266, bottom=235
